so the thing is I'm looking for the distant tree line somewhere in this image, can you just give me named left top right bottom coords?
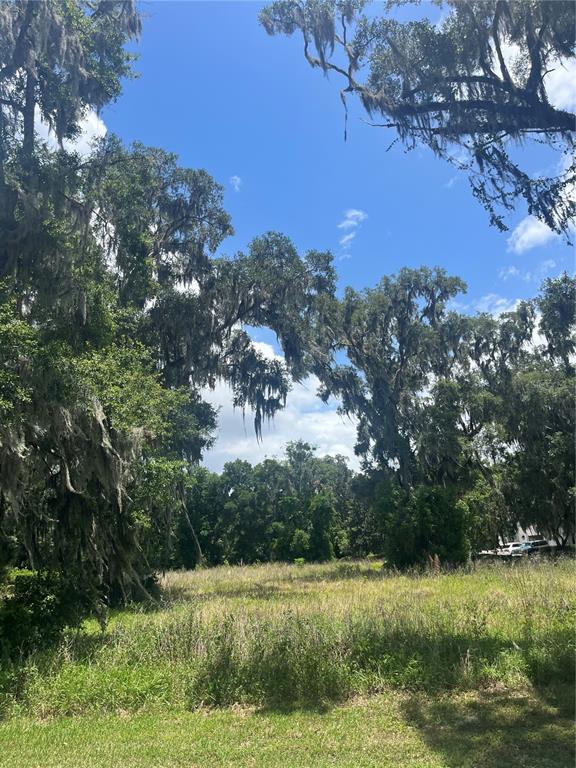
left=157, top=443, right=368, bottom=569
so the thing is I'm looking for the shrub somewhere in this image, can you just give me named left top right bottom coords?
left=383, top=485, right=470, bottom=567
left=0, top=570, right=89, bottom=657
left=290, top=529, right=310, bottom=560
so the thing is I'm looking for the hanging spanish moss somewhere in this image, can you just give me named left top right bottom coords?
left=261, top=0, right=575, bottom=236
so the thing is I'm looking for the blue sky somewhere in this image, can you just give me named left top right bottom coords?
left=92, top=1, right=574, bottom=470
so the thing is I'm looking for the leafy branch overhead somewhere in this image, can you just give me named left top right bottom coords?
left=260, top=0, right=575, bottom=234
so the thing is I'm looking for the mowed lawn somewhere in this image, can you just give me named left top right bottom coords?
left=0, top=559, right=574, bottom=767
left=1, top=687, right=574, bottom=768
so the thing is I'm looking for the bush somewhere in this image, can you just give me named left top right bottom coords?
left=309, top=492, right=335, bottom=562
left=290, top=529, right=310, bottom=560
left=383, top=485, right=470, bottom=568
left=0, top=570, right=89, bottom=657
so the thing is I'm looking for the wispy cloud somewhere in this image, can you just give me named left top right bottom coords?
left=498, top=266, right=521, bottom=281
left=338, top=209, right=368, bottom=230
left=444, top=175, right=460, bottom=189
left=540, top=258, right=558, bottom=272
left=339, top=231, right=356, bottom=247
left=229, top=175, right=242, bottom=192
left=476, top=293, right=519, bottom=316
left=507, top=216, right=558, bottom=254
left=336, top=208, right=367, bottom=258
left=446, top=298, right=470, bottom=313
left=499, top=260, right=557, bottom=284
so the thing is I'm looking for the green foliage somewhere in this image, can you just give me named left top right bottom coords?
left=0, top=571, right=89, bottom=657
left=0, top=2, right=337, bottom=609
left=319, top=267, right=468, bottom=487
left=456, top=474, right=512, bottom=553
left=171, top=443, right=357, bottom=568
left=0, top=0, right=573, bottom=632
left=537, top=272, right=576, bottom=371
left=501, top=365, right=575, bottom=545
left=291, top=531, right=311, bottom=560
left=370, top=480, right=470, bottom=568
left=309, top=491, right=336, bottom=561
left=0, top=295, right=37, bottom=418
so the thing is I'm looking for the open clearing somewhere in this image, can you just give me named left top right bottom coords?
left=1, top=559, right=574, bottom=767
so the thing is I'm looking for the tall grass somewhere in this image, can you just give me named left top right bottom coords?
left=2, top=558, right=574, bottom=718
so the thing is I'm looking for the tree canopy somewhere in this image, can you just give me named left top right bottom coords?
left=260, top=0, right=575, bottom=235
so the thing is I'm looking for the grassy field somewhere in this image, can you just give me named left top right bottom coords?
left=0, top=559, right=574, bottom=767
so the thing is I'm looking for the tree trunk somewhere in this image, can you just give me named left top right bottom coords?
left=22, top=69, right=37, bottom=174
left=181, top=502, right=206, bottom=568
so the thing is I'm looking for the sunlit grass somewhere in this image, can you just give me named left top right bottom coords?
left=1, top=558, right=574, bottom=718
left=0, top=687, right=574, bottom=768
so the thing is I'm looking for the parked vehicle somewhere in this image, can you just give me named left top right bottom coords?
left=521, top=539, right=551, bottom=554
left=477, top=548, right=498, bottom=557
left=497, top=542, right=523, bottom=557
left=479, top=538, right=552, bottom=559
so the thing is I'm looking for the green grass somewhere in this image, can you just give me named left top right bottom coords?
left=0, top=559, right=574, bottom=766
left=0, top=687, right=573, bottom=767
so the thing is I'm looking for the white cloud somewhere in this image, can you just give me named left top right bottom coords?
left=339, top=231, right=356, bottom=247
left=337, top=209, right=368, bottom=229
left=507, top=156, right=574, bottom=257
left=71, top=110, right=107, bottom=155
left=251, top=340, right=283, bottom=361
left=494, top=41, right=576, bottom=113
left=475, top=293, right=519, bottom=316
left=336, top=208, right=368, bottom=256
left=229, top=175, right=242, bottom=192
left=507, top=216, right=558, bottom=254
left=36, top=108, right=106, bottom=157
left=498, top=266, right=520, bottom=281
left=544, top=57, right=576, bottom=112
left=201, top=343, right=359, bottom=472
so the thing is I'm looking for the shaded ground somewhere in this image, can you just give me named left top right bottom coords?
left=0, top=687, right=573, bottom=768
left=401, top=685, right=574, bottom=768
